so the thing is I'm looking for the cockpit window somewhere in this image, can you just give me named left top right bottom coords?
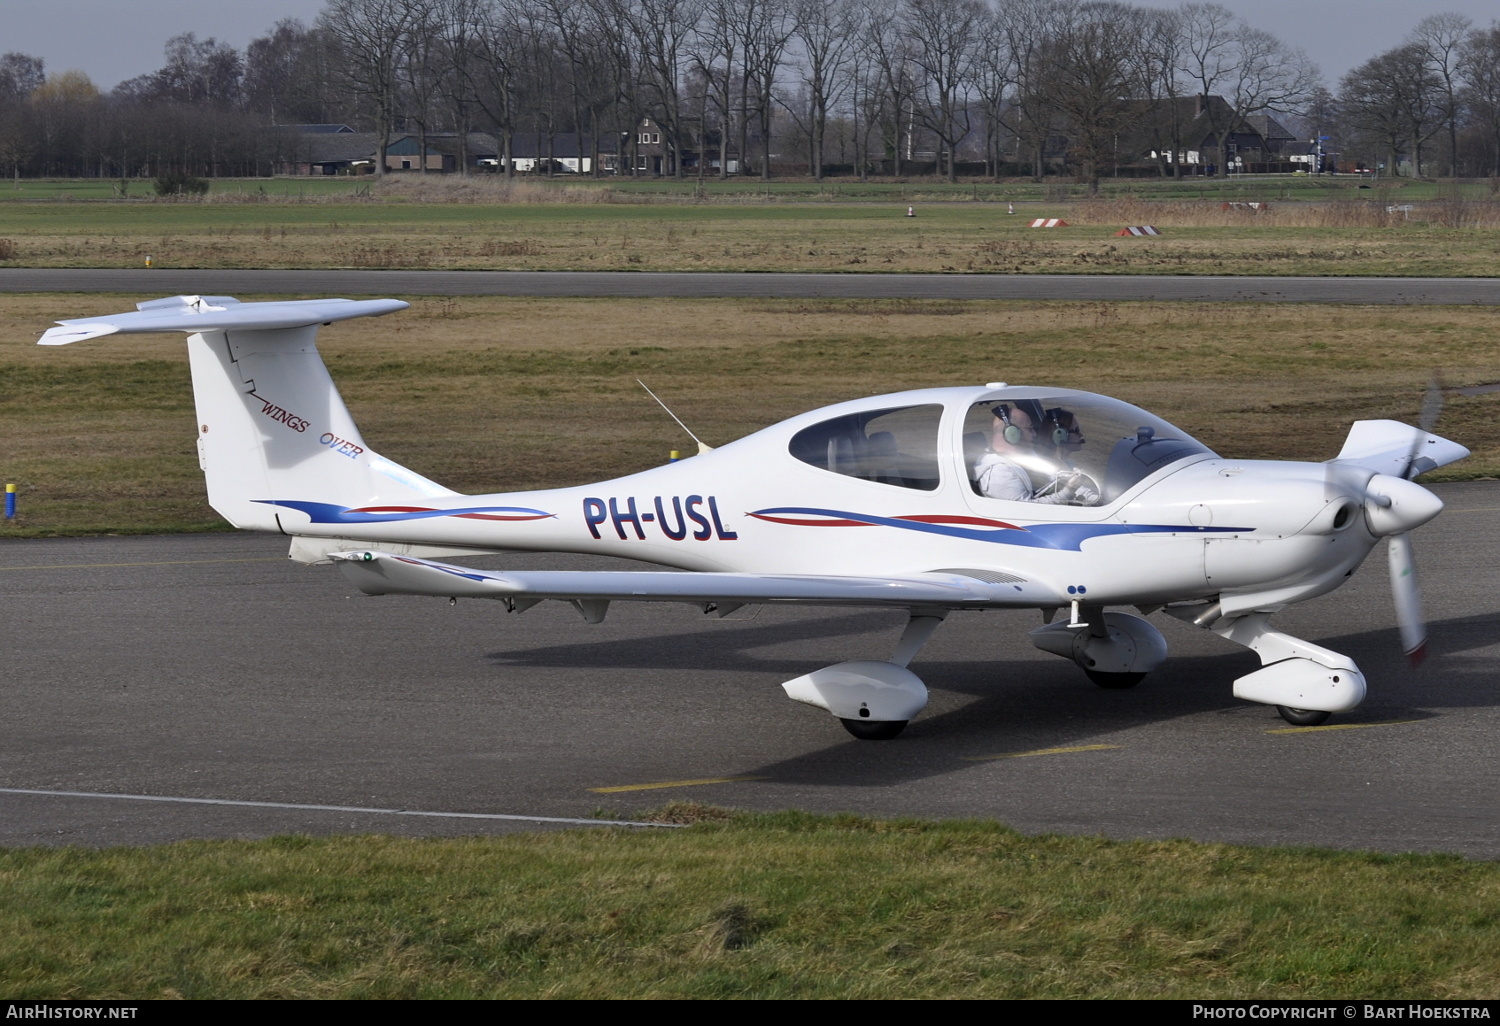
left=964, top=395, right=1214, bottom=503
left=790, top=404, right=943, bottom=491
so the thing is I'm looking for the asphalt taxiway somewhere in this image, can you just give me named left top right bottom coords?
left=3, top=481, right=1497, bottom=855
left=2, top=268, right=1498, bottom=304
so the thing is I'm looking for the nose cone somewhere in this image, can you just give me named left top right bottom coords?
left=1364, top=474, right=1444, bottom=536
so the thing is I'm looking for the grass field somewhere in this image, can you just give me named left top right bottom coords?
left=0, top=176, right=1498, bottom=275
left=2, top=294, right=1496, bottom=536
left=3, top=808, right=1497, bottom=999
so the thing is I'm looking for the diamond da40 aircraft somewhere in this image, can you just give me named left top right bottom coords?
left=42, top=295, right=1469, bottom=739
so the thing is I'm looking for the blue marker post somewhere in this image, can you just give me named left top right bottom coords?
left=4, top=483, right=14, bottom=520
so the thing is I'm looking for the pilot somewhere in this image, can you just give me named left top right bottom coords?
left=975, top=403, right=1097, bottom=505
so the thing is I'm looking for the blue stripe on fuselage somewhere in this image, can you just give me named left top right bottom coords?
left=749, top=507, right=1247, bottom=550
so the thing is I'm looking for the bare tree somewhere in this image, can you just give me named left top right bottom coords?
left=903, top=0, right=983, bottom=182
left=1409, top=11, right=1471, bottom=178
left=1459, top=23, right=1500, bottom=176
left=1041, top=1, right=1143, bottom=192
left=435, top=0, right=487, bottom=175
left=469, top=0, right=525, bottom=176
left=689, top=0, right=742, bottom=177
left=1341, top=44, right=1441, bottom=177
left=0, top=53, right=46, bottom=101
left=246, top=20, right=343, bottom=126
left=970, top=3, right=1013, bottom=177
left=0, top=53, right=43, bottom=185
left=399, top=0, right=446, bottom=173
left=858, top=0, right=915, bottom=177
left=738, top=0, right=795, bottom=178
left=779, top=0, right=856, bottom=179
left=998, top=0, right=1063, bottom=181
left=1133, top=6, right=1187, bottom=178
left=320, top=0, right=416, bottom=175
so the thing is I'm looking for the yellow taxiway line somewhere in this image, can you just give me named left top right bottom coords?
left=960, top=743, right=1120, bottom=762
left=590, top=775, right=768, bottom=794
left=1266, top=719, right=1421, bottom=735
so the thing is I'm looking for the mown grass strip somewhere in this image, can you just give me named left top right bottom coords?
left=2, top=808, right=1496, bottom=999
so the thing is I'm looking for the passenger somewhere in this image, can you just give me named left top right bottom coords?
left=1038, top=407, right=1101, bottom=505
left=1040, top=407, right=1086, bottom=463
left=975, top=403, right=1097, bottom=505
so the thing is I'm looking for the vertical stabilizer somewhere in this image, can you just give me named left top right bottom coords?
left=41, top=296, right=452, bottom=533
left=189, top=327, right=454, bottom=531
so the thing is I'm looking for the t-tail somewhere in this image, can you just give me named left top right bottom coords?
left=40, top=295, right=454, bottom=533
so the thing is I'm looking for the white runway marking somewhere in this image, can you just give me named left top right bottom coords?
left=0, top=787, right=683, bottom=829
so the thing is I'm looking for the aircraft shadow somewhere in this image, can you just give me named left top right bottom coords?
left=480, top=607, right=1498, bottom=790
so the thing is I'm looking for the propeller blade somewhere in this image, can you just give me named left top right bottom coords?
left=1388, top=532, right=1427, bottom=667
left=1418, top=373, right=1444, bottom=433
left=1404, top=373, right=1446, bottom=480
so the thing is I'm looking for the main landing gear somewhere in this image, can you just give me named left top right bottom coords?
left=780, top=611, right=946, bottom=740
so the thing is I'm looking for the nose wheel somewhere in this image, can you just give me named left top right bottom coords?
left=1086, top=670, right=1146, bottom=689
left=840, top=718, right=908, bottom=740
left=1276, top=706, right=1332, bottom=726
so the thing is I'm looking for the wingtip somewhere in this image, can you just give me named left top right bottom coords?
left=38, top=324, right=119, bottom=346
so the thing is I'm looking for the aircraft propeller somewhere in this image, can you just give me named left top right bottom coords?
left=1386, top=376, right=1445, bottom=666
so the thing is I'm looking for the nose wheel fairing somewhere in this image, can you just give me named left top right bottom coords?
left=1205, top=611, right=1368, bottom=715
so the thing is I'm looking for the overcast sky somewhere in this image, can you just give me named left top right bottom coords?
left=2, top=0, right=1497, bottom=92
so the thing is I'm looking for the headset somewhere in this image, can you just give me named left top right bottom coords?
left=1041, top=407, right=1074, bottom=447
left=995, top=401, right=1059, bottom=446
left=992, top=403, right=1023, bottom=445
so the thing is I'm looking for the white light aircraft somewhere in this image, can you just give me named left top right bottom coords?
left=42, top=296, right=1469, bottom=739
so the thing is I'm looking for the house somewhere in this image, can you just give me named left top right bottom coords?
left=630, top=116, right=673, bottom=175
left=1138, top=95, right=1299, bottom=172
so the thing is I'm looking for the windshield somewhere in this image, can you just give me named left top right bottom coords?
left=963, top=394, right=1214, bottom=503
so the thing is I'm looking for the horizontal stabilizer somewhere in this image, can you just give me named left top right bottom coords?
left=1331, top=420, right=1469, bottom=478
left=39, top=296, right=408, bottom=345
left=331, top=551, right=1063, bottom=609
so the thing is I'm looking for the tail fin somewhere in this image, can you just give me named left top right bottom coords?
left=42, top=295, right=455, bottom=532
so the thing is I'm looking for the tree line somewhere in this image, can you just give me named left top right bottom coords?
left=1, top=0, right=1498, bottom=186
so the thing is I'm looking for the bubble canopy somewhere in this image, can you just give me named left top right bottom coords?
left=788, top=388, right=1216, bottom=504
left=963, top=391, right=1217, bottom=503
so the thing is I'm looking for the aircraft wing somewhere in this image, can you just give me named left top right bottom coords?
left=1331, top=419, right=1469, bottom=478
left=329, top=550, right=1064, bottom=613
